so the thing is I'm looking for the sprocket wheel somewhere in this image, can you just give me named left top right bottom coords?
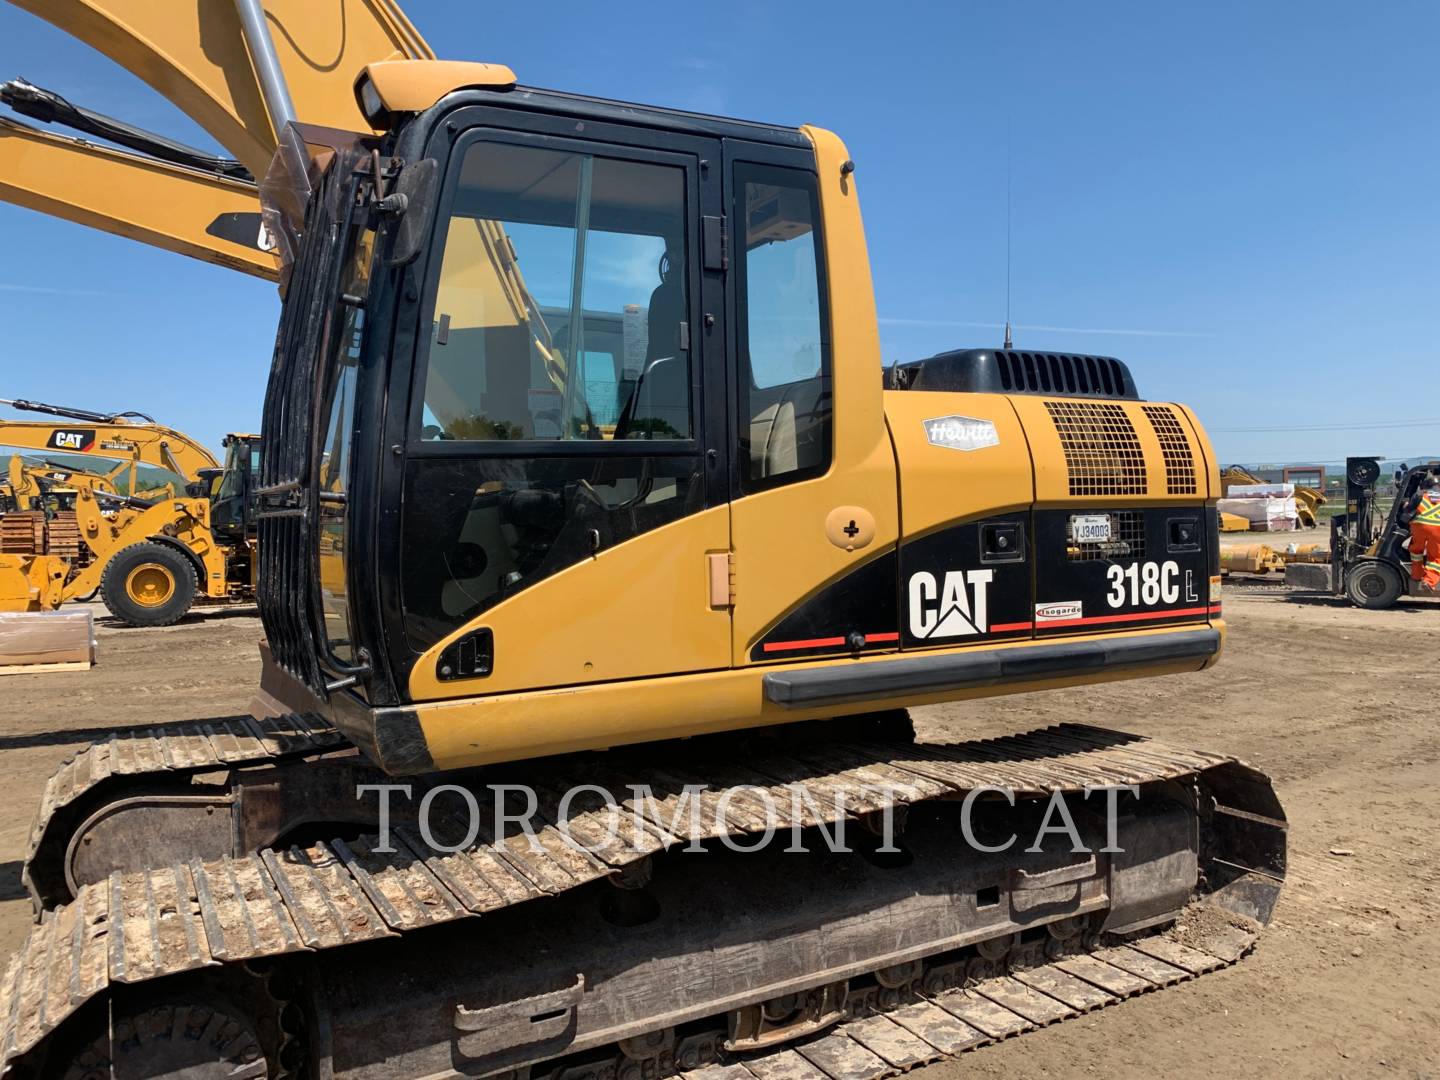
left=60, top=1003, right=267, bottom=1080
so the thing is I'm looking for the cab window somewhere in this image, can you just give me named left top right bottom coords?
left=417, top=141, right=692, bottom=442
left=734, top=163, right=831, bottom=488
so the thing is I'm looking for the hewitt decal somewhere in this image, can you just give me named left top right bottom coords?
left=922, top=415, right=999, bottom=452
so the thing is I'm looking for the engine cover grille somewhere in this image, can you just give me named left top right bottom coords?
left=1142, top=405, right=1199, bottom=495
left=1044, top=400, right=1148, bottom=497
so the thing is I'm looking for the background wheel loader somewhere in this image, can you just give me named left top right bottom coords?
left=0, top=3, right=1285, bottom=1079
left=0, top=398, right=261, bottom=624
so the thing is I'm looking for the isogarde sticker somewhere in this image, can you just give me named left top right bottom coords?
left=1035, top=601, right=1083, bottom=622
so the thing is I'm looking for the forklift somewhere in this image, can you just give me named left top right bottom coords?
left=1332, top=455, right=1440, bottom=608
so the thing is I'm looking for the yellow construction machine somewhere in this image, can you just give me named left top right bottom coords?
left=0, top=399, right=262, bottom=622
left=0, top=453, right=171, bottom=511
left=0, top=4, right=1286, bottom=1079
left=0, top=398, right=219, bottom=482
left=3, top=456, right=87, bottom=511
left=0, top=546, right=65, bottom=610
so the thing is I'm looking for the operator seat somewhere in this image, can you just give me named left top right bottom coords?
left=615, top=252, right=689, bottom=439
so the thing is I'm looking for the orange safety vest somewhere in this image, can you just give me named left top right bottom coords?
left=1409, top=491, right=1440, bottom=587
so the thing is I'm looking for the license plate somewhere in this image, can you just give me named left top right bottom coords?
left=1071, top=515, right=1112, bottom=544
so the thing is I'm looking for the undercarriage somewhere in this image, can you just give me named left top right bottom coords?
left=2, top=716, right=1284, bottom=1080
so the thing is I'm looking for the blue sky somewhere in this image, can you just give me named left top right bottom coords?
left=1, top=0, right=1436, bottom=466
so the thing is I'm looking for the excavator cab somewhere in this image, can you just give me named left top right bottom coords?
left=258, top=69, right=1224, bottom=774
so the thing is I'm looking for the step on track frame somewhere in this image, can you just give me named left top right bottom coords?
left=1, top=721, right=1286, bottom=1079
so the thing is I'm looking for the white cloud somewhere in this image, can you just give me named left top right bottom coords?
left=876, top=317, right=1210, bottom=339
left=0, top=282, right=113, bottom=296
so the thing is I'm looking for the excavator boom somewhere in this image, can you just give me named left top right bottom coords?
left=0, top=398, right=219, bottom=481
left=1, top=0, right=432, bottom=275
left=0, top=113, right=273, bottom=276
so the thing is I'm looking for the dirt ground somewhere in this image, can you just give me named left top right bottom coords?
left=1, top=588, right=1438, bottom=1079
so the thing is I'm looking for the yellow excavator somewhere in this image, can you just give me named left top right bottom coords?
left=0, top=399, right=262, bottom=623
left=1, top=453, right=179, bottom=512
left=0, top=399, right=220, bottom=482
left=1, top=453, right=114, bottom=601
left=0, top=3, right=1286, bottom=1079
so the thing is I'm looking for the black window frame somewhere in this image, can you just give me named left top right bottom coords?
left=406, top=125, right=707, bottom=460
left=728, top=155, right=834, bottom=494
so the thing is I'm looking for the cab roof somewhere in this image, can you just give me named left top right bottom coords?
left=356, top=59, right=809, bottom=148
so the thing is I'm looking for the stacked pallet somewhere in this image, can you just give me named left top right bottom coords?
left=0, top=609, right=95, bottom=674
left=1217, top=483, right=1299, bottom=532
left=0, top=511, right=46, bottom=555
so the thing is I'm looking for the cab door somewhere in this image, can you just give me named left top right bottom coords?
left=394, top=114, right=734, bottom=701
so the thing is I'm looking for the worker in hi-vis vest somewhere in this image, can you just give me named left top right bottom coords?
left=1409, top=482, right=1440, bottom=589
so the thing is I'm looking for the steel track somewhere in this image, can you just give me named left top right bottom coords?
left=2, top=721, right=1286, bottom=1078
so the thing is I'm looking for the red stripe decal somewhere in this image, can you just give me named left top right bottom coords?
left=761, top=631, right=900, bottom=653
left=762, top=636, right=847, bottom=653
left=765, top=605, right=1218, bottom=653
left=1037, top=605, right=1215, bottom=629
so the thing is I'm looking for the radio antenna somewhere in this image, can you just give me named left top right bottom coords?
left=1003, top=123, right=1013, bottom=351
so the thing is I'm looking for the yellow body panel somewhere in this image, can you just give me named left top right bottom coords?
left=1219, top=512, right=1249, bottom=532
left=729, top=127, right=899, bottom=662
left=881, top=391, right=1034, bottom=538
left=409, top=506, right=732, bottom=700
left=0, top=554, right=68, bottom=612
left=1173, top=402, right=1220, bottom=498
left=415, top=622, right=1220, bottom=770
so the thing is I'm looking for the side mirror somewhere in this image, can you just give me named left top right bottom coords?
left=385, top=158, right=439, bottom=267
